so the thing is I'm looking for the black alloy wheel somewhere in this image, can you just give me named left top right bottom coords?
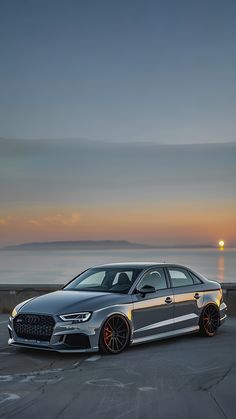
left=199, top=304, right=220, bottom=337
left=99, top=315, right=130, bottom=354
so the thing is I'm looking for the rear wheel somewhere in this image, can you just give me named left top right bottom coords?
left=99, top=315, right=130, bottom=354
left=199, top=304, right=220, bottom=337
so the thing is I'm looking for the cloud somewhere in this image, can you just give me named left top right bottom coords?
left=28, top=212, right=81, bottom=227
left=0, top=217, right=10, bottom=225
left=28, top=219, right=41, bottom=226
left=43, top=212, right=81, bottom=227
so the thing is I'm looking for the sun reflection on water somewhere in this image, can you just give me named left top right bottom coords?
left=217, top=254, right=225, bottom=282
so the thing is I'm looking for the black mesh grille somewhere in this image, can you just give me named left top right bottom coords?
left=13, top=314, right=55, bottom=342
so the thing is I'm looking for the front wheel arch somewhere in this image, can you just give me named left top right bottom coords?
left=99, top=313, right=131, bottom=354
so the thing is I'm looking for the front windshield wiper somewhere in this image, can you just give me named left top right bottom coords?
left=64, top=288, right=110, bottom=292
left=64, top=287, right=128, bottom=293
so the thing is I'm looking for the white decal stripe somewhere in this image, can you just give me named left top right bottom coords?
left=135, top=313, right=198, bottom=333
left=132, top=326, right=199, bottom=345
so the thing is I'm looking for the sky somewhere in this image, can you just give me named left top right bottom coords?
left=0, top=139, right=235, bottom=246
left=0, top=1, right=235, bottom=246
left=0, top=0, right=235, bottom=143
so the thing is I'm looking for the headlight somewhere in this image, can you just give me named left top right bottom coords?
left=11, top=307, right=18, bottom=318
left=59, top=312, right=92, bottom=322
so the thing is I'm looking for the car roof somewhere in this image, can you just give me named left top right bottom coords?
left=93, top=262, right=191, bottom=270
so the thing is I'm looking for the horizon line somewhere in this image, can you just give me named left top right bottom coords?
left=1, top=137, right=236, bottom=147
left=1, top=239, right=235, bottom=251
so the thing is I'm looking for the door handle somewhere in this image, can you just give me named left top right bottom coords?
left=165, top=297, right=172, bottom=304
left=194, top=293, right=200, bottom=299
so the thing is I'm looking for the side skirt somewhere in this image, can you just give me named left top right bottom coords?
left=131, top=325, right=199, bottom=345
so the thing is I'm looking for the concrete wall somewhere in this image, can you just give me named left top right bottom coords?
left=0, top=284, right=61, bottom=313
left=0, top=283, right=236, bottom=315
left=222, top=283, right=236, bottom=316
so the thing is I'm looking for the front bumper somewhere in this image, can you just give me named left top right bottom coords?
left=8, top=315, right=100, bottom=353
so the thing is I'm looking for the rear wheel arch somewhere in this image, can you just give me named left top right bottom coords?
left=200, top=301, right=219, bottom=315
left=199, top=303, right=220, bottom=337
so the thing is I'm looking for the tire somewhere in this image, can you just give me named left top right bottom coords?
left=99, top=314, right=130, bottom=354
left=199, top=304, right=220, bottom=337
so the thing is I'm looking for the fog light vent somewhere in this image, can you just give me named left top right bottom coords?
left=64, top=333, right=90, bottom=349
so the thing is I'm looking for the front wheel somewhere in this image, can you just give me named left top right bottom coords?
left=99, top=315, right=130, bottom=354
left=199, top=304, right=220, bottom=337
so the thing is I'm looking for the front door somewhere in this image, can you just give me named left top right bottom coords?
left=131, top=268, right=174, bottom=342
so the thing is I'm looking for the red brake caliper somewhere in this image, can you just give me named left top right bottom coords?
left=104, top=325, right=112, bottom=344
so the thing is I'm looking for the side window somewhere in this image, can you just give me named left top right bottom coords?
left=168, top=269, right=194, bottom=288
left=138, top=268, right=167, bottom=291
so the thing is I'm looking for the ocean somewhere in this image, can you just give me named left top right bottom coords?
left=0, top=248, right=235, bottom=285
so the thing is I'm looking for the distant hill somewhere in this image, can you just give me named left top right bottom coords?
left=2, top=240, right=156, bottom=251
left=1, top=240, right=220, bottom=251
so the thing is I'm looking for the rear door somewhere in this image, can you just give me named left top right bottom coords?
left=132, top=268, right=174, bottom=341
left=166, top=267, right=203, bottom=330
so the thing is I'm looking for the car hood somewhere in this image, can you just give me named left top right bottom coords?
left=18, top=290, right=131, bottom=315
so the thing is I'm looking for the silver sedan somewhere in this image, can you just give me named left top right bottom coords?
left=8, top=263, right=227, bottom=354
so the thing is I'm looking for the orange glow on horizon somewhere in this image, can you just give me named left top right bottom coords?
left=0, top=201, right=235, bottom=247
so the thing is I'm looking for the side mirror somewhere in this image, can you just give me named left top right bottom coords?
left=137, top=285, right=156, bottom=295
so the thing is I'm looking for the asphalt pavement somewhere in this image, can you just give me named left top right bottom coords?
left=0, top=314, right=236, bottom=419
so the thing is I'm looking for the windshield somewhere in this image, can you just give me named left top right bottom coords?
left=64, top=267, right=143, bottom=294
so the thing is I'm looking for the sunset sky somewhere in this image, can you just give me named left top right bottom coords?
left=1, top=140, right=235, bottom=247
left=0, top=1, right=235, bottom=247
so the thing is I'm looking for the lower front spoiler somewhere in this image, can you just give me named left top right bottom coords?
left=8, top=338, right=98, bottom=353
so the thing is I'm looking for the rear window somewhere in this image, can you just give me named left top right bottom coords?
left=188, top=271, right=202, bottom=284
